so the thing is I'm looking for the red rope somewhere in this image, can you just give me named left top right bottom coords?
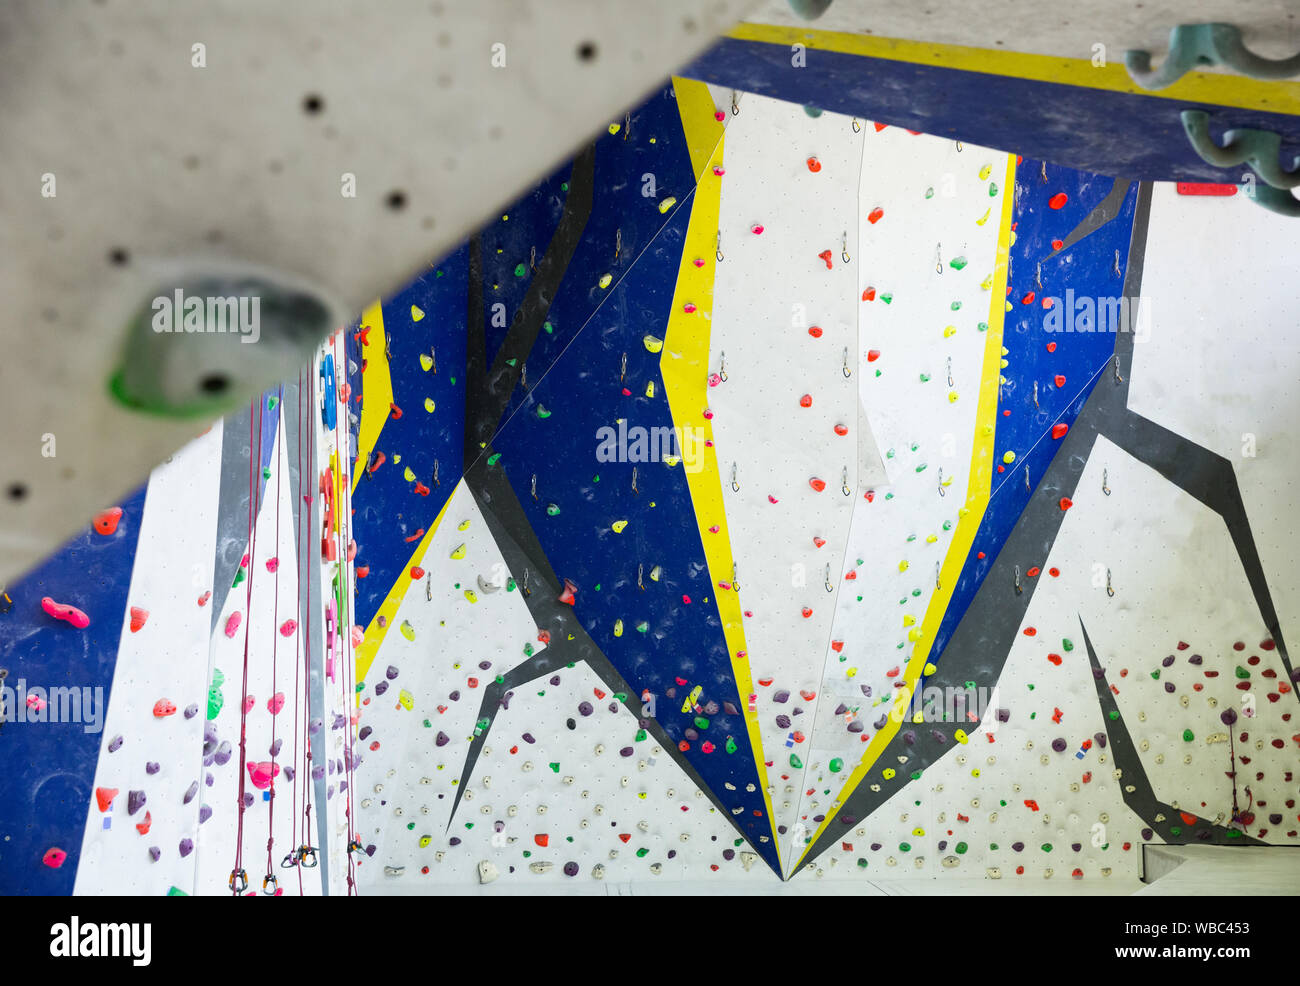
left=232, top=394, right=264, bottom=893
left=265, top=385, right=284, bottom=886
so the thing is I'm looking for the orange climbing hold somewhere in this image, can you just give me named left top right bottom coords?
left=93, top=506, right=123, bottom=536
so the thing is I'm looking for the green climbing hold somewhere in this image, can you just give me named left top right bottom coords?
left=725, top=736, right=738, bottom=754
left=266, top=395, right=279, bottom=411
left=1183, top=729, right=1195, bottom=742
left=536, top=405, right=551, bottom=419
left=1235, top=665, right=1250, bottom=679
left=789, top=753, right=803, bottom=768
left=955, top=841, right=968, bottom=854
left=949, top=256, right=968, bottom=271
left=829, top=757, right=844, bottom=772
left=513, top=263, right=527, bottom=277
left=988, top=182, right=999, bottom=196
left=546, top=503, right=561, bottom=516
left=693, top=716, right=710, bottom=730
left=548, top=762, right=560, bottom=773
left=487, top=452, right=501, bottom=466
left=1062, top=638, right=1074, bottom=652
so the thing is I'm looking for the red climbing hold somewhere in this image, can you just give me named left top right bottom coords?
left=279, top=619, right=297, bottom=637
left=557, top=579, right=577, bottom=606
left=93, top=507, right=123, bottom=536
left=1047, top=653, right=1063, bottom=666
left=389, top=402, right=403, bottom=420
left=1051, top=239, right=1064, bottom=251
left=867, top=350, right=881, bottom=362
left=751, top=223, right=764, bottom=235
left=1051, top=423, right=1069, bottom=440
left=818, top=250, right=833, bottom=269
left=801, top=607, right=813, bottom=618
left=1021, top=291, right=1036, bottom=305
left=813, top=536, right=827, bottom=548
left=152, top=699, right=177, bottom=718
left=95, top=787, right=118, bottom=812
left=862, top=287, right=876, bottom=301
left=806, top=156, right=821, bottom=172
left=410, top=566, right=425, bottom=580
left=1053, top=374, right=1066, bottom=388
left=867, top=207, right=884, bottom=224
left=808, top=325, right=823, bottom=338
left=834, top=424, right=848, bottom=436
left=197, top=591, right=211, bottom=607
left=135, top=811, right=152, bottom=835
left=873, top=122, right=887, bottom=132
left=1048, top=192, right=1069, bottom=210
left=129, top=607, right=148, bottom=633
left=799, top=394, right=813, bottom=408
left=41, top=598, right=89, bottom=629
left=1046, top=341, right=1057, bottom=353
left=809, top=477, right=826, bottom=492
left=1059, top=497, right=1073, bottom=511
left=535, top=834, right=549, bottom=847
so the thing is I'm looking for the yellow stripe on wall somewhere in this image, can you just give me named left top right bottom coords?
left=659, top=76, right=783, bottom=864
left=793, top=152, right=1019, bottom=873
left=728, top=23, right=1300, bottom=115
left=351, top=299, right=393, bottom=495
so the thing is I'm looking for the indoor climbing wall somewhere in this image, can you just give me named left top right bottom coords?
left=1, top=339, right=351, bottom=895
left=2, top=69, right=1297, bottom=894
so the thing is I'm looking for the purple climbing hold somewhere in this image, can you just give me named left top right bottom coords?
left=311, top=765, right=326, bottom=780
left=449, top=690, right=460, bottom=701
left=833, top=703, right=847, bottom=716
left=269, top=738, right=282, bottom=757
left=902, top=730, right=916, bottom=745
left=607, top=701, right=618, bottom=713
left=1161, top=654, right=1175, bottom=667
left=214, top=740, right=233, bottom=766
left=703, top=700, right=719, bottom=715
left=205, top=771, right=215, bottom=786
left=861, top=685, right=872, bottom=697
left=199, top=804, right=212, bottom=823
left=374, top=680, right=389, bottom=696
left=563, top=861, right=579, bottom=877
left=873, top=714, right=888, bottom=730
left=684, top=728, right=698, bottom=741
left=183, top=781, right=199, bottom=804
left=549, top=675, right=561, bottom=687
left=578, top=701, right=593, bottom=717
left=358, top=726, right=372, bottom=740
left=722, top=848, right=735, bottom=860
left=870, top=842, right=881, bottom=851
left=996, top=708, right=1011, bottom=723
left=1141, top=827, right=1154, bottom=840
left=145, top=761, right=160, bottom=775
left=1051, top=738, right=1068, bottom=752
left=1220, top=708, right=1238, bottom=726
left=203, top=722, right=218, bottom=756
left=521, top=732, right=536, bottom=744
left=775, top=714, right=791, bottom=729
left=386, top=665, right=399, bottom=680
left=179, top=838, right=194, bottom=858
left=448, top=837, right=460, bottom=847
left=847, top=719, right=864, bottom=733
left=241, top=792, right=255, bottom=808
left=1163, top=682, right=1176, bottom=693
left=108, top=735, right=123, bottom=753
left=931, top=729, right=946, bottom=744
left=1188, top=653, right=1203, bottom=665
left=619, top=746, right=634, bottom=757
left=1094, top=732, right=1107, bottom=748
left=773, top=689, right=790, bottom=704
left=127, top=790, right=146, bottom=815
left=148, top=846, right=161, bottom=862
left=1011, top=841, right=1024, bottom=852
left=435, top=731, right=449, bottom=747
left=478, top=661, right=492, bottom=671
left=184, top=703, right=199, bottom=719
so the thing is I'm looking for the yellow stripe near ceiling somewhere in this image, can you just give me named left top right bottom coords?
left=728, top=23, right=1300, bottom=115
left=660, top=76, right=782, bottom=866
left=351, top=299, right=393, bottom=495
left=353, top=484, right=455, bottom=684
left=793, top=153, right=1019, bottom=874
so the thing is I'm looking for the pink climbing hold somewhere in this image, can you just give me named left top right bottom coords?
left=246, top=761, right=280, bottom=790
left=43, top=847, right=67, bottom=868
left=41, top=597, right=89, bottom=629
left=224, top=612, right=242, bottom=638
left=279, top=619, right=298, bottom=637
left=152, top=699, right=177, bottom=718
left=751, top=223, right=764, bottom=235
left=267, top=692, right=286, bottom=715
left=197, top=591, right=211, bottom=607
left=243, top=695, right=256, bottom=714
left=129, top=606, right=148, bottom=633
left=266, top=557, right=279, bottom=573
left=350, top=625, right=365, bottom=647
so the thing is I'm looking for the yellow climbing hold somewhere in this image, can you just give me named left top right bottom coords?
left=662, top=454, right=680, bottom=467
left=464, top=589, right=478, bottom=603
left=608, top=122, right=621, bottom=135
left=424, top=398, right=436, bottom=413
left=943, top=325, right=957, bottom=338
left=898, top=560, right=909, bottom=573
left=398, top=689, right=414, bottom=710
left=457, top=519, right=471, bottom=531
left=643, top=334, right=664, bottom=354
left=1002, top=451, right=1016, bottom=464
left=912, top=826, right=926, bottom=837
left=903, top=614, right=916, bottom=627
left=975, top=207, right=991, bottom=226
left=611, top=520, right=628, bottom=534
left=907, top=627, right=922, bottom=642
left=400, top=620, right=416, bottom=641
left=979, top=163, right=992, bottom=180
left=954, top=728, right=969, bottom=744
left=450, top=543, right=467, bottom=559
left=658, top=196, right=677, bottom=214
left=682, top=685, right=702, bottom=713
left=420, top=353, right=433, bottom=371
left=644, top=380, right=656, bottom=398
left=411, top=305, right=425, bottom=321
left=404, top=466, right=416, bottom=482
left=614, top=619, right=624, bottom=637
left=926, top=533, right=939, bottom=543
left=924, top=662, right=937, bottom=675
left=882, top=768, right=896, bottom=780
left=599, top=273, right=613, bottom=289
left=649, top=565, right=662, bottom=581
left=948, top=391, right=959, bottom=403
left=846, top=667, right=858, bottom=678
